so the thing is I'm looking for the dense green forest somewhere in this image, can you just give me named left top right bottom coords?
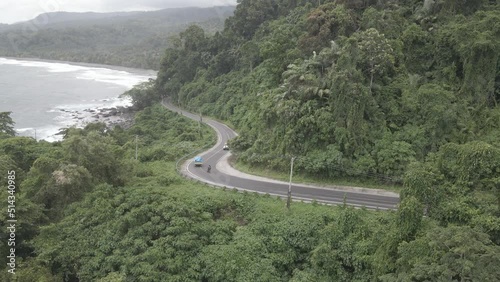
left=1, top=0, right=500, bottom=280
left=148, top=0, right=498, bottom=278
left=1, top=103, right=498, bottom=280
left=155, top=0, right=500, bottom=183
left=0, top=6, right=235, bottom=69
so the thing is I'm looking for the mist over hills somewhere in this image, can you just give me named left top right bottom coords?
left=11, top=6, right=234, bottom=29
left=0, top=6, right=235, bottom=69
left=12, top=11, right=143, bottom=27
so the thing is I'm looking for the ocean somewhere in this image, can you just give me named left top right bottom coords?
left=0, top=57, right=156, bottom=141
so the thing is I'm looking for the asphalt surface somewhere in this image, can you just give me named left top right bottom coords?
left=163, top=101, right=400, bottom=210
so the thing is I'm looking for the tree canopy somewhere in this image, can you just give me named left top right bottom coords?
left=1, top=0, right=500, bottom=280
left=0, top=111, right=15, bottom=137
left=155, top=0, right=500, bottom=185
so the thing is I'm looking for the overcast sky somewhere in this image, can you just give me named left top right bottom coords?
left=0, top=0, right=237, bottom=24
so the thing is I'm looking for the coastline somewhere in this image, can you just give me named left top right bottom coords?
left=1, top=56, right=156, bottom=141
left=65, top=104, right=137, bottom=132
left=37, top=99, right=139, bottom=142
left=1, top=56, right=157, bottom=76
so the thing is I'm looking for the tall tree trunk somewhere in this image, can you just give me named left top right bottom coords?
left=369, top=69, right=374, bottom=96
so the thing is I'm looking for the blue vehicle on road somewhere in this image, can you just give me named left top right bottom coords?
left=194, top=156, right=203, bottom=167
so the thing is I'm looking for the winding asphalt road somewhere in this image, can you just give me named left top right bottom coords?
left=163, top=101, right=400, bottom=210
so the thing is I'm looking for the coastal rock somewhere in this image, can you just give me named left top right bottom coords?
left=76, top=106, right=136, bottom=130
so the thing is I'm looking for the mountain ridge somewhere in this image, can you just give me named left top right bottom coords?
left=7, top=6, right=235, bottom=29
left=0, top=6, right=236, bottom=69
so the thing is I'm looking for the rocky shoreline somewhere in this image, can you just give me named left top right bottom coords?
left=86, top=105, right=136, bottom=129
left=56, top=105, right=136, bottom=135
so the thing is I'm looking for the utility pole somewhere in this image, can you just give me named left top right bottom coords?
left=135, top=135, right=138, bottom=160
left=34, top=129, right=37, bottom=141
left=198, top=112, right=202, bottom=137
left=286, top=156, right=296, bottom=209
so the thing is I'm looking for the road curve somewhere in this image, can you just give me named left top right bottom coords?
left=163, top=100, right=400, bottom=210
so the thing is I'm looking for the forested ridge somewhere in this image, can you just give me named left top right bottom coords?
left=0, top=0, right=499, bottom=281
left=152, top=0, right=500, bottom=231
left=1, top=105, right=497, bottom=281
left=0, top=6, right=235, bottom=70
left=151, top=0, right=499, bottom=278
left=156, top=0, right=500, bottom=183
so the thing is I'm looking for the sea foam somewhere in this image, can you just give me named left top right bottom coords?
left=2, top=58, right=154, bottom=142
left=0, top=57, right=151, bottom=88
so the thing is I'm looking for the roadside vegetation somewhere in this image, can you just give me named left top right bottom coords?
left=0, top=105, right=500, bottom=282
left=0, top=0, right=499, bottom=280
left=231, top=157, right=403, bottom=192
left=156, top=0, right=500, bottom=187
left=0, top=104, right=499, bottom=281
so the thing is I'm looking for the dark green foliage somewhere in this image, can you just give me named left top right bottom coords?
left=63, top=131, right=131, bottom=187
left=402, top=162, right=443, bottom=216
left=396, top=196, right=423, bottom=241
left=128, top=104, right=214, bottom=161
left=122, top=80, right=161, bottom=110
left=144, top=1, right=500, bottom=279
left=0, top=258, right=61, bottom=282
left=31, top=177, right=400, bottom=281
left=0, top=111, right=15, bottom=137
left=402, top=141, right=500, bottom=244
left=2, top=98, right=498, bottom=280
left=385, top=225, right=500, bottom=281
left=373, top=136, right=415, bottom=181
left=0, top=104, right=215, bottom=278
left=2, top=0, right=500, bottom=280
left=0, top=137, right=59, bottom=172
left=156, top=0, right=500, bottom=186
left=225, top=0, right=279, bottom=39
left=298, top=3, right=358, bottom=55
left=306, top=207, right=377, bottom=281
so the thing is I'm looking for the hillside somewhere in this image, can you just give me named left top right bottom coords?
left=0, top=6, right=235, bottom=69
left=156, top=0, right=500, bottom=183
left=0, top=104, right=498, bottom=281
left=148, top=0, right=500, bottom=278
left=10, top=11, right=142, bottom=27
left=0, top=0, right=499, bottom=280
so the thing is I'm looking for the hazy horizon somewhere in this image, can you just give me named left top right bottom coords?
left=0, top=0, right=237, bottom=24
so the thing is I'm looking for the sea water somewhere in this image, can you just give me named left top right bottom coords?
left=0, top=57, right=155, bottom=141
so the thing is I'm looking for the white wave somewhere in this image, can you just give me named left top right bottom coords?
left=0, top=58, right=87, bottom=73
left=77, top=69, right=150, bottom=88
left=15, top=127, right=35, bottom=133
left=20, top=94, right=134, bottom=143
left=46, top=95, right=133, bottom=135
left=3, top=57, right=155, bottom=142
left=0, top=57, right=153, bottom=88
left=16, top=125, right=64, bottom=142
left=108, top=96, right=133, bottom=108
left=52, top=96, right=132, bottom=112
